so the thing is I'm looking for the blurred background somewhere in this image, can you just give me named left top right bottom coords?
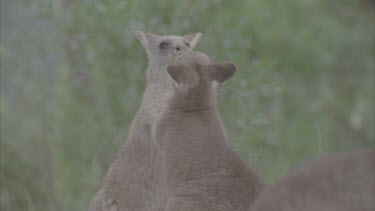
left=1, top=0, right=374, bottom=210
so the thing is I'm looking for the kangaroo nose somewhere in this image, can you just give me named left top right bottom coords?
left=176, top=46, right=181, bottom=51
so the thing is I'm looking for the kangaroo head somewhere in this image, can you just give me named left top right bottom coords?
left=135, top=31, right=202, bottom=67
left=167, top=51, right=236, bottom=89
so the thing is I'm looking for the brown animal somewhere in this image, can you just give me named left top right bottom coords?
left=250, top=148, right=375, bottom=211
left=153, top=51, right=264, bottom=211
left=88, top=31, right=202, bottom=211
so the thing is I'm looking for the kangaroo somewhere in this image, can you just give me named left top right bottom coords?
left=153, top=51, right=264, bottom=211
left=250, top=148, right=375, bottom=211
left=88, top=31, right=202, bottom=211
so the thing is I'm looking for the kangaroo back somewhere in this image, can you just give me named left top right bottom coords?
left=250, top=148, right=375, bottom=211
left=154, top=51, right=264, bottom=211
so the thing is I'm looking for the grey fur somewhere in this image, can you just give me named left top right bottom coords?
left=88, top=31, right=202, bottom=211
left=153, top=51, right=264, bottom=211
left=250, top=148, right=375, bottom=211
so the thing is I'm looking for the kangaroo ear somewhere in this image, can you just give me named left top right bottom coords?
left=209, top=62, right=236, bottom=83
left=134, top=31, right=159, bottom=49
left=167, top=65, right=190, bottom=84
left=184, top=32, right=202, bottom=49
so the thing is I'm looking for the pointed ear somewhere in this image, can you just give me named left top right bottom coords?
left=167, top=65, right=189, bottom=84
left=184, top=32, right=202, bottom=48
left=209, top=62, right=236, bottom=83
left=134, top=31, right=159, bottom=48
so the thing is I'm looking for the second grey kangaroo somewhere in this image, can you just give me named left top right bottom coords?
left=89, top=31, right=202, bottom=211
left=153, top=51, right=264, bottom=211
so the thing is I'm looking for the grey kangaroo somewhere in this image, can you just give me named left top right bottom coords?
left=153, top=51, right=264, bottom=211
left=250, top=148, right=375, bottom=211
left=88, top=31, right=202, bottom=211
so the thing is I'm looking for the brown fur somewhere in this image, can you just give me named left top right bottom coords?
left=88, top=31, right=202, bottom=211
left=250, top=148, right=375, bottom=211
left=153, top=52, right=264, bottom=211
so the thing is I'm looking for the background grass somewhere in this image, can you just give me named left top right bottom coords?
left=1, top=0, right=374, bottom=210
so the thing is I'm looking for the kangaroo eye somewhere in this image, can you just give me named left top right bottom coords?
left=159, top=41, right=168, bottom=50
left=185, top=42, right=191, bottom=47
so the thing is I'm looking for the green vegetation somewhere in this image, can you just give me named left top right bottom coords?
left=1, top=0, right=374, bottom=210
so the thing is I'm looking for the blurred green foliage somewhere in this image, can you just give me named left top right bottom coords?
left=1, top=0, right=374, bottom=210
